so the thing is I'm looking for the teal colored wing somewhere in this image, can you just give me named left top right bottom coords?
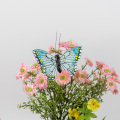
left=60, top=46, right=82, bottom=76
left=33, top=49, right=57, bottom=80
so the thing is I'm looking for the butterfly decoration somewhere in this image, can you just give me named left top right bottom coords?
left=33, top=46, right=82, bottom=80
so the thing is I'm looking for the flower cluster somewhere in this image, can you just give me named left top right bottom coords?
left=96, top=61, right=120, bottom=94
left=17, top=41, right=120, bottom=120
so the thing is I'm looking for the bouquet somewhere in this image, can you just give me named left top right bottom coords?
left=16, top=40, right=120, bottom=120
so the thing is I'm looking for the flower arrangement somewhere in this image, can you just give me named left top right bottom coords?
left=17, top=40, right=120, bottom=120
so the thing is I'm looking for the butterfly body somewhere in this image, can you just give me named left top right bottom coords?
left=55, top=54, right=62, bottom=73
left=33, top=46, right=82, bottom=80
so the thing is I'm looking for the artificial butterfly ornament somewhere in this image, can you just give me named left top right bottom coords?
left=33, top=35, right=82, bottom=80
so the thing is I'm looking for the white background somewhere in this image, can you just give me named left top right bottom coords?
left=0, top=0, right=120, bottom=120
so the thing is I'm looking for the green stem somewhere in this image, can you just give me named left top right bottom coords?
left=87, top=68, right=98, bottom=79
left=82, top=63, right=87, bottom=70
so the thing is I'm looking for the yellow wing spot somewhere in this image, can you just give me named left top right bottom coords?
left=50, top=76, right=51, bottom=77
left=36, top=51, right=38, bottom=53
left=70, top=73, right=72, bottom=74
left=39, top=58, right=40, bottom=59
left=37, top=54, right=38, bottom=55
left=41, top=62, right=42, bottom=64
left=75, top=58, right=77, bottom=59
left=74, top=61, right=76, bottom=62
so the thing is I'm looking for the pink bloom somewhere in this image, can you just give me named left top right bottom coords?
left=48, top=44, right=53, bottom=54
left=93, top=73, right=99, bottom=80
left=16, top=74, right=19, bottom=79
left=55, top=49, right=64, bottom=53
left=96, top=61, right=105, bottom=70
left=101, top=65, right=112, bottom=76
left=17, top=63, right=28, bottom=77
left=55, top=70, right=71, bottom=85
left=64, top=40, right=78, bottom=50
left=28, top=68, right=38, bottom=75
left=30, top=62, right=40, bottom=70
left=111, top=68, right=118, bottom=77
left=111, top=87, right=119, bottom=95
left=85, top=57, right=93, bottom=67
left=74, top=69, right=87, bottom=84
left=106, top=77, right=117, bottom=91
left=23, top=83, right=36, bottom=96
left=113, top=76, right=120, bottom=84
left=34, top=73, right=47, bottom=89
left=59, top=42, right=66, bottom=47
left=22, top=72, right=30, bottom=82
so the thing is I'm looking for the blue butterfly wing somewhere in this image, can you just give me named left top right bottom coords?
left=60, top=46, right=82, bottom=76
left=33, top=49, right=57, bottom=80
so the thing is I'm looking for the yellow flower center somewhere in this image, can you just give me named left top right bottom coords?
left=39, top=78, right=44, bottom=84
left=114, top=77, right=118, bottom=81
left=104, top=69, right=110, bottom=73
left=109, top=81, right=114, bottom=86
left=60, top=75, right=66, bottom=80
left=26, top=87, right=33, bottom=92
left=80, top=74, right=85, bottom=78
left=61, top=42, right=65, bottom=45
left=88, top=60, right=91, bottom=63
left=20, top=68, right=25, bottom=73
left=33, top=63, right=38, bottom=67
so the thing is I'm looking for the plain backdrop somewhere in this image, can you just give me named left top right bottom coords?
left=0, top=0, right=120, bottom=120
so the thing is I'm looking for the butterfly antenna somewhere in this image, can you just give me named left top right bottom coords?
left=59, top=33, right=61, bottom=49
left=55, top=32, right=57, bottom=55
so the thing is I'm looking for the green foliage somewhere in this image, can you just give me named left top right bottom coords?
left=17, top=64, right=108, bottom=120
left=78, top=103, right=97, bottom=120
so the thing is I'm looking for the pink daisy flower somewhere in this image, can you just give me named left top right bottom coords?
left=74, top=69, right=87, bottom=84
left=111, top=87, right=119, bottom=95
left=16, top=74, right=19, bottom=80
left=48, top=44, right=53, bottom=54
left=101, top=65, right=112, bottom=76
left=55, top=49, right=64, bottom=53
left=30, top=62, right=40, bottom=70
left=59, top=42, right=66, bottom=47
left=113, top=76, right=120, bottom=84
left=96, top=61, right=105, bottom=70
left=22, top=72, right=30, bottom=82
left=85, top=57, right=93, bottom=67
left=34, top=73, right=47, bottom=89
left=17, top=63, right=28, bottom=78
left=64, top=40, right=78, bottom=50
left=23, top=83, right=36, bottom=96
left=111, top=68, right=118, bottom=77
left=55, top=70, right=71, bottom=85
left=106, top=77, right=117, bottom=91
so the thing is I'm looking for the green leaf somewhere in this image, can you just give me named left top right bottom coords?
left=83, top=103, right=87, bottom=110
left=88, top=113, right=97, bottom=118
left=78, top=115, right=85, bottom=120
left=78, top=108, right=85, bottom=113
left=102, top=116, right=106, bottom=120
left=85, top=115, right=91, bottom=120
